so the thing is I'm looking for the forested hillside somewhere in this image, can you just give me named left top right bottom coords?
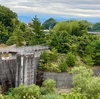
left=0, top=5, right=100, bottom=66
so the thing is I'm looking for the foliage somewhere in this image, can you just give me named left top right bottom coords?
left=41, top=94, right=58, bottom=99
left=53, top=20, right=87, bottom=36
left=83, top=55, right=94, bottom=66
left=70, top=44, right=77, bottom=55
left=58, top=58, right=68, bottom=72
left=6, top=24, right=24, bottom=46
left=72, top=66, right=100, bottom=99
left=85, top=40, right=100, bottom=65
left=29, top=15, right=46, bottom=45
left=0, top=5, right=21, bottom=44
left=72, top=66, right=93, bottom=92
left=42, top=18, right=57, bottom=29
left=40, top=51, right=50, bottom=64
left=39, top=51, right=50, bottom=70
left=0, top=22, right=9, bottom=44
left=41, top=79, right=56, bottom=95
left=0, top=5, right=17, bottom=31
left=7, top=84, right=40, bottom=99
left=66, top=52, right=76, bottom=67
left=49, top=31, right=70, bottom=53
left=55, top=92, right=87, bottom=99
left=49, top=48, right=58, bottom=62
left=77, top=34, right=99, bottom=56
left=39, top=49, right=59, bottom=72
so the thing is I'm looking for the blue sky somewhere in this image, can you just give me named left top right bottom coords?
left=0, top=0, right=100, bottom=23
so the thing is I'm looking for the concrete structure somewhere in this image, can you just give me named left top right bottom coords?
left=88, top=31, right=100, bottom=35
left=0, top=46, right=49, bottom=92
left=0, top=45, right=100, bottom=92
left=43, top=72, right=72, bottom=88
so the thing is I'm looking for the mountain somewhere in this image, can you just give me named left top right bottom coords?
left=18, top=15, right=100, bottom=24
left=18, top=16, right=49, bottom=24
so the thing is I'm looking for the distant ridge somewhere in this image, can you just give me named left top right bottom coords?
left=18, top=15, right=100, bottom=24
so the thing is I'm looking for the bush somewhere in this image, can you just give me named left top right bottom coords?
left=72, top=66, right=93, bottom=92
left=39, top=51, right=50, bottom=70
left=58, top=58, right=68, bottom=72
left=85, top=77, right=100, bottom=99
left=10, top=84, right=40, bottom=99
left=83, top=55, right=94, bottom=66
left=49, top=48, right=58, bottom=62
left=72, top=66, right=100, bottom=99
left=41, top=79, right=56, bottom=95
left=40, top=51, right=50, bottom=64
left=66, top=52, right=76, bottom=67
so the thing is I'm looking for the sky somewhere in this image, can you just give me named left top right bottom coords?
left=0, top=0, right=100, bottom=22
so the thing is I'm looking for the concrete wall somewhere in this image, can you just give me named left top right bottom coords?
left=93, top=67, right=100, bottom=76
left=43, top=68, right=100, bottom=88
left=43, top=72, right=72, bottom=88
left=0, top=58, right=17, bottom=92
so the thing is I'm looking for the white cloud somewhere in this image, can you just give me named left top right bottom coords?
left=0, top=0, right=100, bottom=18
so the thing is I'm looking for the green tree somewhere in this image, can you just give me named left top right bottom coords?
left=49, top=31, right=70, bottom=53
left=41, top=79, right=56, bottom=94
left=85, top=40, right=100, bottom=65
left=29, top=16, right=45, bottom=45
left=66, top=52, right=76, bottom=67
left=0, top=5, right=18, bottom=33
left=6, top=24, right=24, bottom=46
left=0, top=22, right=9, bottom=44
left=58, top=58, right=68, bottom=72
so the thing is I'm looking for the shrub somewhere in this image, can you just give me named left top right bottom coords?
left=72, top=66, right=100, bottom=99
left=58, top=58, right=68, bottom=72
left=41, top=79, right=56, bottom=95
left=49, top=48, right=58, bottom=62
left=40, top=51, right=50, bottom=64
left=72, top=66, right=93, bottom=92
left=83, top=55, right=94, bottom=66
left=85, top=77, right=100, bottom=99
left=46, top=63, right=61, bottom=72
left=39, top=51, right=50, bottom=70
left=11, top=84, right=40, bottom=99
left=66, top=52, right=76, bottom=67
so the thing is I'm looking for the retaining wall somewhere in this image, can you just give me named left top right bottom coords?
left=43, top=72, right=73, bottom=88
left=43, top=68, right=100, bottom=88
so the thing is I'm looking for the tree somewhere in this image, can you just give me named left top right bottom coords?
left=85, top=40, right=100, bottom=65
left=0, top=5, right=25, bottom=44
left=66, top=52, right=76, bottom=66
left=53, top=20, right=87, bottom=36
left=49, top=31, right=70, bottom=53
left=0, top=5, right=18, bottom=32
left=29, top=16, right=46, bottom=45
left=6, top=23, right=24, bottom=46
left=0, top=22, right=9, bottom=44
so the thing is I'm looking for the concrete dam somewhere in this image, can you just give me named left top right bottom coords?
left=0, top=46, right=49, bottom=92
